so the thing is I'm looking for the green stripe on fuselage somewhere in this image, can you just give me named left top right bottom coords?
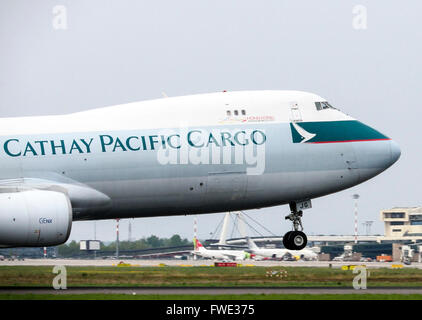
left=290, top=120, right=389, bottom=143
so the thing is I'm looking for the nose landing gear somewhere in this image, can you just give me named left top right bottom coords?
left=283, top=202, right=308, bottom=250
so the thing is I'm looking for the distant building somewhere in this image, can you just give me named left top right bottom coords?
left=381, top=207, right=422, bottom=240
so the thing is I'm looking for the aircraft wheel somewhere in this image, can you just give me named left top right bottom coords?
left=289, top=231, right=307, bottom=250
left=282, top=231, right=293, bottom=249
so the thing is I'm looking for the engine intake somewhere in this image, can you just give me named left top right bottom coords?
left=0, top=190, right=72, bottom=247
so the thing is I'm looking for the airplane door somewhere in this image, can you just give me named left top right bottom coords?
left=290, top=101, right=302, bottom=122
left=206, top=171, right=247, bottom=205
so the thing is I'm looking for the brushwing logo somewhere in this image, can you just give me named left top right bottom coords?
left=290, top=120, right=390, bottom=144
left=291, top=122, right=316, bottom=143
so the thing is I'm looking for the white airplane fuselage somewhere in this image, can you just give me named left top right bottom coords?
left=0, top=90, right=401, bottom=247
left=194, top=248, right=247, bottom=261
left=251, top=247, right=317, bottom=260
left=246, top=237, right=318, bottom=260
left=192, top=239, right=247, bottom=260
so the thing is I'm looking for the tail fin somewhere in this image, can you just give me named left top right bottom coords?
left=246, top=237, right=259, bottom=250
left=194, top=237, right=204, bottom=251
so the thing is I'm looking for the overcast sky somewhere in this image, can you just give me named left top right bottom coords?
left=0, top=1, right=419, bottom=242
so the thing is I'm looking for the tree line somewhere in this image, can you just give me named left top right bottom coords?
left=57, top=234, right=192, bottom=256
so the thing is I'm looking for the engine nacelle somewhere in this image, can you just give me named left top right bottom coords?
left=0, top=190, right=72, bottom=247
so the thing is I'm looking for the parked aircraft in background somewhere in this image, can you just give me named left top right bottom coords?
left=192, top=238, right=250, bottom=261
left=246, top=237, right=318, bottom=261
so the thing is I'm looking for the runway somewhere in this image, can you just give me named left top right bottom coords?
left=1, top=258, right=421, bottom=269
left=1, top=286, right=422, bottom=295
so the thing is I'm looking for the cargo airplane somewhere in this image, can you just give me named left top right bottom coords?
left=0, top=90, right=400, bottom=249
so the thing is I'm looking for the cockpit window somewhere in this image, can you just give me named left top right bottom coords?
left=315, top=102, right=322, bottom=110
left=315, top=101, right=337, bottom=111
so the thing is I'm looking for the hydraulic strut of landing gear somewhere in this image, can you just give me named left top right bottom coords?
left=282, top=202, right=308, bottom=250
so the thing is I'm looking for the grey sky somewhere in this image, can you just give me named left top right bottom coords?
left=0, top=1, right=418, bottom=242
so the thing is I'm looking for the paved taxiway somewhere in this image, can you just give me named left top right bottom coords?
left=1, top=287, right=422, bottom=295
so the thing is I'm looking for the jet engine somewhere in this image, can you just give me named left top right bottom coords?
left=0, top=190, right=72, bottom=247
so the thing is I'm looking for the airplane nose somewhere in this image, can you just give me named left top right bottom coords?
left=389, top=140, right=401, bottom=165
left=352, top=138, right=401, bottom=184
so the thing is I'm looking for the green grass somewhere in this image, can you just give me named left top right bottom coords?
left=1, top=266, right=422, bottom=288
left=0, top=293, right=422, bottom=300
left=1, top=265, right=422, bottom=300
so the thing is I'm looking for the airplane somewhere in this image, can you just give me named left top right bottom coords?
left=246, top=237, right=318, bottom=261
left=0, top=90, right=400, bottom=249
left=192, top=238, right=250, bottom=261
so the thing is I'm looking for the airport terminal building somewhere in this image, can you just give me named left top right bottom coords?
left=381, top=207, right=422, bottom=241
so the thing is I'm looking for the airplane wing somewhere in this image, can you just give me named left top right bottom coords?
left=222, top=252, right=247, bottom=261
left=222, top=254, right=239, bottom=261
